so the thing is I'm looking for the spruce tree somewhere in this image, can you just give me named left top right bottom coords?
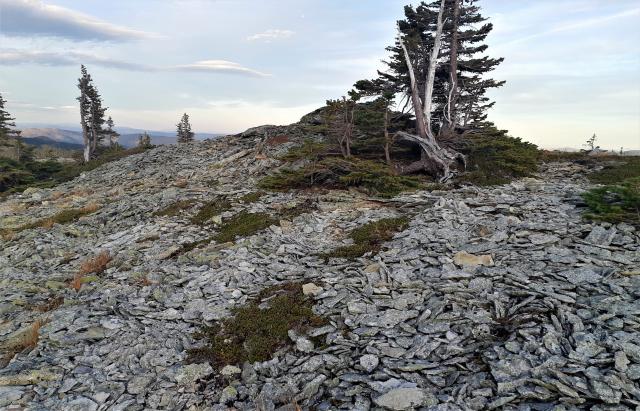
left=381, top=0, right=504, bottom=134
left=0, top=92, right=19, bottom=140
left=138, top=132, right=152, bottom=148
left=77, top=65, right=109, bottom=161
left=177, top=113, right=194, bottom=143
left=105, top=116, right=120, bottom=148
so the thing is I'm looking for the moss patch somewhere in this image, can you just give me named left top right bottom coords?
left=190, top=199, right=232, bottom=225
left=213, top=211, right=277, bottom=243
left=239, top=191, right=265, bottom=204
left=322, top=216, right=409, bottom=259
left=153, top=200, right=197, bottom=217
left=11, top=203, right=100, bottom=234
left=187, top=283, right=326, bottom=367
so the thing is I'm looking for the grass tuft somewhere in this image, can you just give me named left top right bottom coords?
left=190, top=199, right=232, bottom=225
left=321, top=216, right=409, bottom=259
left=187, top=283, right=326, bottom=367
left=153, top=200, right=197, bottom=217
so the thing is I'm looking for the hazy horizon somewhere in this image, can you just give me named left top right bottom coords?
left=1, top=0, right=639, bottom=150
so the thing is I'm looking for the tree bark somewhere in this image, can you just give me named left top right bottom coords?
left=79, top=94, right=90, bottom=163
left=445, top=0, right=460, bottom=134
left=395, top=131, right=465, bottom=182
left=400, top=38, right=428, bottom=140
left=383, top=106, right=391, bottom=165
left=423, top=0, right=446, bottom=140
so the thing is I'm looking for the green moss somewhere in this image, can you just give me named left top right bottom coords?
left=239, top=191, right=265, bottom=204
left=260, top=157, right=422, bottom=198
left=454, top=128, right=541, bottom=186
left=190, top=199, right=232, bottom=225
left=322, top=216, right=409, bottom=259
left=213, top=211, right=277, bottom=243
left=153, top=200, right=197, bottom=217
left=187, top=283, right=326, bottom=367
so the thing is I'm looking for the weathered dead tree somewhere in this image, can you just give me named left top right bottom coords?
left=396, top=0, right=465, bottom=182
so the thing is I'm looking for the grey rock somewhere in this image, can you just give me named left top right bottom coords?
left=373, top=388, right=436, bottom=410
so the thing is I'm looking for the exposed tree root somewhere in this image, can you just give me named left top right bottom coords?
left=395, top=131, right=466, bottom=183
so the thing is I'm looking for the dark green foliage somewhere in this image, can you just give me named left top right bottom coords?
left=0, top=93, right=19, bottom=140
left=279, top=139, right=331, bottom=162
left=588, top=157, right=640, bottom=185
left=187, top=283, right=326, bottom=367
left=213, top=211, right=277, bottom=243
left=583, top=178, right=639, bottom=225
left=153, top=200, right=198, bottom=217
left=454, top=128, right=540, bottom=186
left=0, top=146, right=150, bottom=195
left=322, top=217, right=409, bottom=259
left=260, top=156, right=422, bottom=198
left=582, top=158, right=640, bottom=225
left=190, top=199, right=232, bottom=225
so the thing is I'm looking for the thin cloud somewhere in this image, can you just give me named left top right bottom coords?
left=247, top=29, right=294, bottom=42
left=0, top=49, right=271, bottom=77
left=0, top=49, right=153, bottom=70
left=173, top=60, right=271, bottom=77
left=0, top=0, right=157, bottom=41
left=496, top=7, right=640, bottom=47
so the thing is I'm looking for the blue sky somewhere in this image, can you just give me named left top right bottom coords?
left=0, top=0, right=638, bottom=149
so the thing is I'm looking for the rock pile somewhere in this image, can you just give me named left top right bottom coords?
left=0, top=130, right=638, bottom=410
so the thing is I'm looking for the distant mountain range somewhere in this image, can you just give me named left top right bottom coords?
left=18, top=125, right=225, bottom=150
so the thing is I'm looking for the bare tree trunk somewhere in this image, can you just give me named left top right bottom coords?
left=383, top=107, right=391, bottom=165
left=423, top=0, right=446, bottom=141
left=444, top=0, right=460, bottom=134
left=400, top=38, right=428, bottom=140
left=395, top=131, right=465, bottom=183
left=79, top=97, right=90, bottom=163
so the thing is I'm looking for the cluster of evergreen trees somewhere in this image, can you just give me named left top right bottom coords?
left=323, top=0, right=504, bottom=181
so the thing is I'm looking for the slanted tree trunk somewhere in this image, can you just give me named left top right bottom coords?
left=397, top=0, right=465, bottom=182
left=444, top=0, right=460, bottom=134
left=423, top=0, right=446, bottom=140
left=400, top=39, right=428, bottom=140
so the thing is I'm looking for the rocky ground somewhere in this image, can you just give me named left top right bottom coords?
left=0, top=128, right=638, bottom=410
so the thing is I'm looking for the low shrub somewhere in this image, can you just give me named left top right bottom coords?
left=322, top=216, right=409, bottom=259
left=187, top=283, right=326, bottom=367
left=260, top=157, right=421, bottom=198
left=588, top=157, right=640, bottom=185
left=453, top=128, right=541, bottom=186
left=13, top=203, right=100, bottom=233
left=213, top=211, right=277, bottom=243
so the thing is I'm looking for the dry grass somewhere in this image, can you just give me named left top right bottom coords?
left=1, top=318, right=46, bottom=367
left=71, top=251, right=111, bottom=291
left=174, top=179, right=189, bottom=188
left=35, top=295, right=64, bottom=313
left=135, top=275, right=155, bottom=287
left=78, top=251, right=111, bottom=276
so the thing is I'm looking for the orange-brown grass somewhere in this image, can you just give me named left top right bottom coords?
left=35, top=296, right=64, bottom=313
left=174, top=179, right=189, bottom=188
left=22, top=319, right=44, bottom=351
left=71, top=251, right=111, bottom=291
left=78, top=251, right=111, bottom=276
left=135, top=275, right=154, bottom=287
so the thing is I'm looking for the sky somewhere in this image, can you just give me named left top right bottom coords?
left=0, top=0, right=639, bottom=150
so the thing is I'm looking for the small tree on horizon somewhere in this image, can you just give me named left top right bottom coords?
left=77, top=65, right=112, bottom=162
left=585, top=133, right=597, bottom=151
left=0, top=92, right=20, bottom=141
left=177, top=113, right=195, bottom=143
left=138, top=131, right=152, bottom=148
left=105, top=116, right=120, bottom=148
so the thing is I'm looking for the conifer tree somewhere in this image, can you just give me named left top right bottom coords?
left=77, top=65, right=110, bottom=161
left=381, top=0, right=504, bottom=134
left=105, top=116, right=120, bottom=148
left=354, top=79, right=397, bottom=164
left=0, top=92, right=19, bottom=141
left=176, top=113, right=194, bottom=143
left=138, top=131, right=152, bottom=148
